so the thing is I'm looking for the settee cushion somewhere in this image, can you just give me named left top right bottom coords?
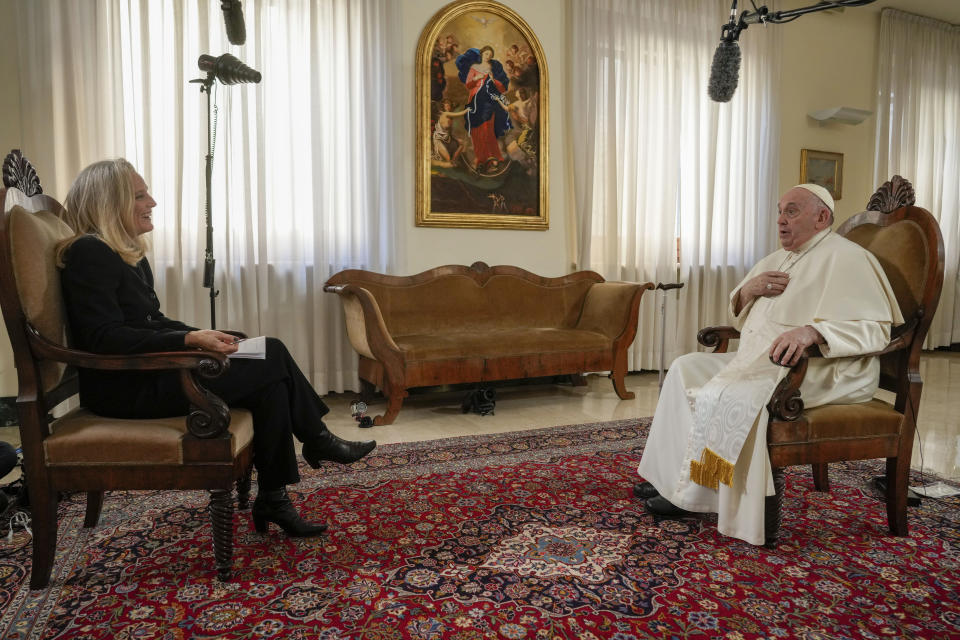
left=395, top=328, right=611, bottom=361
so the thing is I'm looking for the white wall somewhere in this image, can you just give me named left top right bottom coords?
left=0, top=0, right=21, bottom=397
left=0, top=0, right=21, bottom=154
left=394, top=0, right=571, bottom=277
left=777, top=5, right=879, bottom=225
left=777, top=0, right=960, bottom=226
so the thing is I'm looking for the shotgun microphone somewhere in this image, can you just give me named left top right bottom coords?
left=221, top=0, right=246, bottom=46
left=198, top=53, right=261, bottom=85
left=708, top=1, right=877, bottom=103
left=708, top=39, right=741, bottom=103
left=708, top=0, right=742, bottom=103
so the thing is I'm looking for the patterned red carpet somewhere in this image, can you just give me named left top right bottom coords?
left=1, top=418, right=959, bottom=639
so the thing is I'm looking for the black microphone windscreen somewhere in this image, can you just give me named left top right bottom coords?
left=198, top=53, right=261, bottom=85
left=221, top=0, right=246, bottom=46
left=708, top=39, right=741, bottom=103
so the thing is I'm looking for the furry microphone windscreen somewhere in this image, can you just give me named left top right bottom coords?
left=222, top=0, right=246, bottom=46
left=708, top=39, right=741, bottom=103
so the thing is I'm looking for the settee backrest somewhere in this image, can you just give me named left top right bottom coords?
left=327, top=263, right=604, bottom=336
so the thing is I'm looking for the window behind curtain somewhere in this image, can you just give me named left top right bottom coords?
left=15, top=0, right=398, bottom=392
left=571, top=0, right=780, bottom=370
left=874, top=8, right=960, bottom=349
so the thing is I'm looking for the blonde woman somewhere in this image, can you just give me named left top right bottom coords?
left=57, top=159, right=375, bottom=537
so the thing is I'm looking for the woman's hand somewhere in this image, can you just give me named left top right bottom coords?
left=185, top=330, right=240, bottom=354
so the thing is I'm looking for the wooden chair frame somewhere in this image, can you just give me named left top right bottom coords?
left=698, top=176, right=945, bottom=545
left=0, top=150, right=254, bottom=588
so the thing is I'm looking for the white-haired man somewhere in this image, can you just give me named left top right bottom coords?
left=636, top=184, right=903, bottom=545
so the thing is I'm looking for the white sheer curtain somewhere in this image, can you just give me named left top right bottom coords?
left=874, top=8, right=960, bottom=348
left=15, top=0, right=398, bottom=393
left=569, top=0, right=780, bottom=370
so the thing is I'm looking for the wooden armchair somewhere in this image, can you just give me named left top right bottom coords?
left=698, top=176, right=945, bottom=546
left=0, top=150, right=255, bottom=588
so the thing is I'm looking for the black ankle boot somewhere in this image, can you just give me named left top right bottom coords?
left=252, top=488, right=327, bottom=537
left=302, top=430, right=376, bottom=468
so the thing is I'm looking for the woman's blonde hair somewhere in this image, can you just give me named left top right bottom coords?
left=56, top=158, right=148, bottom=267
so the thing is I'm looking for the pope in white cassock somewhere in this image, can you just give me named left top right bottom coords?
left=636, top=183, right=903, bottom=546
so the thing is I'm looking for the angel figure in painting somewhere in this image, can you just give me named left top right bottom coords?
left=505, top=88, right=538, bottom=174
left=432, top=99, right=470, bottom=168
left=455, top=46, right=513, bottom=174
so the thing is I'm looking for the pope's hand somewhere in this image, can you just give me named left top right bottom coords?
left=745, top=271, right=790, bottom=299
left=734, top=271, right=790, bottom=314
left=185, top=330, right=240, bottom=354
left=769, top=325, right=824, bottom=367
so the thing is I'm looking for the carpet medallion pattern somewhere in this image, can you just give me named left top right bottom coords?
left=0, top=418, right=958, bottom=639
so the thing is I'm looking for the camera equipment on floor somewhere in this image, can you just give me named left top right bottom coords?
left=350, top=401, right=374, bottom=428
left=462, top=386, right=496, bottom=416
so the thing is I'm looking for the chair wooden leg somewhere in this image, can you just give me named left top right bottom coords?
left=236, top=470, right=253, bottom=511
left=208, top=489, right=235, bottom=582
left=29, top=485, right=59, bottom=590
left=811, top=463, right=830, bottom=492
left=764, top=467, right=786, bottom=548
left=886, top=457, right=909, bottom=536
left=83, top=491, right=104, bottom=528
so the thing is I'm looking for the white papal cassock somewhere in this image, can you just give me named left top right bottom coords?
left=637, top=227, right=903, bottom=545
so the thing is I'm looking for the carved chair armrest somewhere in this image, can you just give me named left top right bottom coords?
left=697, top=326, right=740, bottom=353
left=26, top=325, right=233, bottom=439
left=27, top=324, right=228, bottom=372
left=766, top=330, right=912, bottom=422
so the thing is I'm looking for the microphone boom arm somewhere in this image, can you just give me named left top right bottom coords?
left=738, top=0, right=876, bottom=32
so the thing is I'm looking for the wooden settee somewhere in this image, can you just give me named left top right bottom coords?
left=324, top=262, right=653, bottom=425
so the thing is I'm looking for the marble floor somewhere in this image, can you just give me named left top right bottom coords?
left=320, top=351, right=960, bottom=483
left=1, top=352, right=958, bottom=485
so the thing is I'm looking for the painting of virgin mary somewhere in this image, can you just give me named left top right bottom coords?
left=416, top=1, right=548, bottom=230
left=455, top=45, right=512, bottom=174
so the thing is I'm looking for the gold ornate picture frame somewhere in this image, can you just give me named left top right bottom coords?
left=800, top=149, right=843, bottom=200
left=416, top=0, right=548, bottom=230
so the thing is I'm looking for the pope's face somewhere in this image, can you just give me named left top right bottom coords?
left=776, top=187, right=830, bottom=251
left=130, top=172, right=157, bottom=236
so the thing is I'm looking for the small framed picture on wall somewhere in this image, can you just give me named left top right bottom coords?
left=800, top=149, right=843, bottom=200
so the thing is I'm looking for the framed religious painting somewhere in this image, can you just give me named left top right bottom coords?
left=800, top=149, right=843, bottom=200
left=416, top=0, right=548, bottom=230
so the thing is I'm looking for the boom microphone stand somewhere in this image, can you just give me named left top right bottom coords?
left=655, top=282, right=684, bottom=392
left=191, top=72, right=219, bottom=328
left=189, top=53, right=261, bottom=329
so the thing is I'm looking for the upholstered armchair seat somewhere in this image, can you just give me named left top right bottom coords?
left=44, top=408, right=254, bottom=466
left=766, top=399, right=903, bottom=452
